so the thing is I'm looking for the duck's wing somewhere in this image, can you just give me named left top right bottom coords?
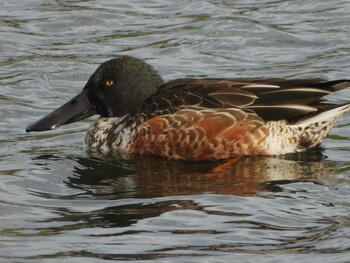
left=141, top=78, right=350, bottom=121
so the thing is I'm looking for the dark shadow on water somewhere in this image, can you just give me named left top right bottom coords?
left=65, top=149, right=336, bottom=198
left=19, top=149, right=347, bottom=261
left=26, top=151, right=341, bottom=230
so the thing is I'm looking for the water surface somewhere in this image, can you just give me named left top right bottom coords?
left=1, top=0, right=350, bottom=262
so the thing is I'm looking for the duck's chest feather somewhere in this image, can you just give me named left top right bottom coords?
left=85, top=116, right=133, bottom=153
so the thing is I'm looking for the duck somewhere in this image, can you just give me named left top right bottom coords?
left=26, top=56, right=350, bottom=161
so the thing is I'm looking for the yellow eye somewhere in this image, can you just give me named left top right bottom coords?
left=105, top=80, right=114, bottom=86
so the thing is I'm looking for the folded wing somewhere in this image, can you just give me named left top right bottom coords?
left=141, top=78, right=350, bottom=121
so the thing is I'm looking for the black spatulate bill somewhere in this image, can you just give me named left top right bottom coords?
left=26, top=89, right=97, bottom=132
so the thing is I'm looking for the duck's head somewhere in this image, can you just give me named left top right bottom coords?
left=26, top=56, right=164, bottom=132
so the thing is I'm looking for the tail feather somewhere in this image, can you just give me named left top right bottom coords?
left=294, top=103, right=350, bottom=127
left=311, top=80, right=350, bottom=92
left=291, top=103, right=350, bottom=149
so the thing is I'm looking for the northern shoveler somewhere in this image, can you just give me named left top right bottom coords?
left=26, top=56, right=350, bottom=161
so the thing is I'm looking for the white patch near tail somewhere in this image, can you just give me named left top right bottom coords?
left=293, top=103, right=350, bottom=127
left=264, top=103, right=350, bottom=155
left=289, top=103, right=350, bottom=151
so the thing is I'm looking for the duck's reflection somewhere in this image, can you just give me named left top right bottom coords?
left=24, top=151, right=343, bottom=248
left=69, top=150, right=336, bottom=197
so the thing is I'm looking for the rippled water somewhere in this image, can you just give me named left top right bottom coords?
left=1, top=0, right=350, bottom=262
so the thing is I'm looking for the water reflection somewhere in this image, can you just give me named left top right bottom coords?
left=16, top=150, right=346, bottom=261
left=67, top=150, right=336, bottom=198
